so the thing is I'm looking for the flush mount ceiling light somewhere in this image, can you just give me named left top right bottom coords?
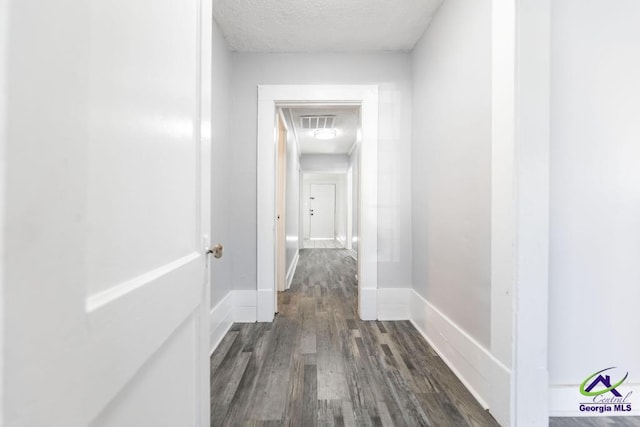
left=313, top=129, right=337, bottom=140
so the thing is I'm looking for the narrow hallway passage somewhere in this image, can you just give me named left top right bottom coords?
left=210, top=249, right=498, bottom=426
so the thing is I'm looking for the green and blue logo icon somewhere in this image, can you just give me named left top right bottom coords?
left=580, top=367, right=628, bottom=397
left=578, top=367, right=633, bottom=414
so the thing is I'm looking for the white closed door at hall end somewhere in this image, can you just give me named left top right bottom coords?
left=3, top=0, right=214, bottom=426
left=309, top=184, right=336, bottom=239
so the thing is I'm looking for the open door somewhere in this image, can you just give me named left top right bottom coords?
left=3, top=0, right=212, bottom=425
left=275, top=112, right=287, bottom=301
left=84, top=1, right=213, bottom=424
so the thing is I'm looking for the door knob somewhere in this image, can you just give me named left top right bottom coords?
left=207, top=243, right=223, bottom=259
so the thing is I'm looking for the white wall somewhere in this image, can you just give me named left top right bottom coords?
left=0, top=0, right=7, bottom=421
left=300, top=154, right=350, bottom=172
left=549, top=0, right=640, bottom=413
left=411, top=0, right=492, bottom=347
left=285, top=127, right=300, bottom=273
left=409, top=0, right=513, bottom=423
left=230, top=53, right=412, bottom=291
left=210, top=19, right=233, bottom=308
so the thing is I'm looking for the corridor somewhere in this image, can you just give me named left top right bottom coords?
left=210, top=249, right=498, bottom=426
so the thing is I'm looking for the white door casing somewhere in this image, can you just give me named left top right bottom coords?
left=309, top=184, right=336, bottom=239
left=257, top=85, right=379, bottom=321
left=3, top=0, right=212, bottom=425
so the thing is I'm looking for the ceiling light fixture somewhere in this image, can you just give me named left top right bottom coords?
left=313, top=129, right=337, bottom=140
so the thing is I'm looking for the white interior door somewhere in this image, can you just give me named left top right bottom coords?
left=4, top=0, right=214, bottom=424
left=309, top=184, right=336, bottom=239
left=85, top=0, right=212, bottom=424
left=3, top=0, right=212, bottom=425
left=84, top=1, right=212, bottom=425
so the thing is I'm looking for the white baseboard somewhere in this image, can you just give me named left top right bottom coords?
left=209, top=290, right=257, bottom=355
left=286, top=250, right=299, bottom=290
left=377, top=288, right=410, bottom=320
left=549, top=384, right=640, bottom=417
left=409, top=290, right=511, bottom=426
left=209, top=292, right=234, bottom=355
left=336, top=234, right=347, bottom=247
left=233, top=290, right=257, bottom=323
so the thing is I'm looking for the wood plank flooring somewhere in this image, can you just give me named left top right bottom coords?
left=303, top=239, right=344, bottom=249
left=210, top=249, right=498, bottom=426
left=550, top=417, right=640, bottom=427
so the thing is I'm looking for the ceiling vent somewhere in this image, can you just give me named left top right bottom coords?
left=300, top=115, right=335, bottom=129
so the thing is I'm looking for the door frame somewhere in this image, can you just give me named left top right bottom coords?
left=257, top=85, right=378, bottom=321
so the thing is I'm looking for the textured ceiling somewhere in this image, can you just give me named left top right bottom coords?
left=212, top=0, right=444, bottom=52
left=284, top=106, right=359, bottom=154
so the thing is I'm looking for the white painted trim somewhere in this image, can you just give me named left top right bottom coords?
left=549, top=384, right=640, bottom=417
left=209, top=291, right=233, bottom=355
left=85, top=252, right=200, bottom=312
left=491, top=1, right=517, bottom=424
left=285, top=250, right=299, bottom=290
left=491, top=1, right=551, bottom=425
left=512, top=1, right=551, bottom=425
left=409, top=290, right=511, bottom=424
left=257, top=85, right=379, bottom=323
left=233, top=290, right=257, bottom=323
left=376, top=288, right=410, bottom=321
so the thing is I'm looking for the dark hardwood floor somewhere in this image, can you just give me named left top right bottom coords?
left=550, top=418, right=640, bottom=427
left=210, top=249, right=498, bottom=426
left=210, top=249, right=640, bottom=426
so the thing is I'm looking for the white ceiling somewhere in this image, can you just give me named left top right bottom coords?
left=212, top=0, right=444, bottom=53
left=284, top=106, right=360, bottom=154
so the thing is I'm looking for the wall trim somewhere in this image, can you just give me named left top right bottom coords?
left=209, top=291, right=234, bottom=355
left=549, top=384, right=640, bottom=417
left=377, top=288, right=410, bottom=320
left=285, top=250, right=299, bottom=290
left=409, top=290, right=510, bottom=425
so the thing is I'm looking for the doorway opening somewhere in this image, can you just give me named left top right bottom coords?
left=278, top=104, right=359, bottom=314
left=256, top=85, right=378, bottom=322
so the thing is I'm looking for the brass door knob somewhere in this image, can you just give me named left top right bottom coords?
left=207, top=244, right=223, bottom=259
